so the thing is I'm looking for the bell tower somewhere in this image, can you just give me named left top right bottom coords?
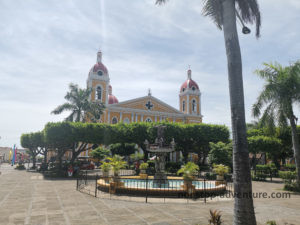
left=87, top=50, right=110, bottom=105
left=179, top=68, right=201, bottom=116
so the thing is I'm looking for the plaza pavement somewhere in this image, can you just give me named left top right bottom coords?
left=0, top=164, right=299, bottom=225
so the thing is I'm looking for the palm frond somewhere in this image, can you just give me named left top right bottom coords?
left=155, top=0, right=167, bottom=5
left=51, top=103, right=76, bottom=115
left=202, top=0, right=223, bottom=29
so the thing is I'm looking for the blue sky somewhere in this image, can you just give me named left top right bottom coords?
left=0, top=0, right=299, bottom=148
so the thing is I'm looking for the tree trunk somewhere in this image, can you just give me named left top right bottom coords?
left=43, top=149, right=48, bottom=164
left=32, top=154, right=36, bottom=169
left=289, top=115, right=300, bottom=185
left=222, top=0, right=256, bottom=224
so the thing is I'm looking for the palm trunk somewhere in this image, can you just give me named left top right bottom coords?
left=222, top=0, right=256, bottom=224
left=289, top=115, right=300, bottom=185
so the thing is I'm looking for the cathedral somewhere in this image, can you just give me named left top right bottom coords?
left=87, top=50, right=203, bottom=124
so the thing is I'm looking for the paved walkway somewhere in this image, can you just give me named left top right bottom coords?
left=0, top=164, right=299, bottom=225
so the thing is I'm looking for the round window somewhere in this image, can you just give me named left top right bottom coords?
left=97, top=70, right=103, bottom=76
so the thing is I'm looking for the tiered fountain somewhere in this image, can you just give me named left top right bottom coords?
left=144, top=125, right=175, bottom=188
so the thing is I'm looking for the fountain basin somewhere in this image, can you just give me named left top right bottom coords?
left=97, top=176, right=226, bottom=197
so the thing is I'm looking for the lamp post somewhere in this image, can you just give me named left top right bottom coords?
left=236, top=9, right=251, bottom=34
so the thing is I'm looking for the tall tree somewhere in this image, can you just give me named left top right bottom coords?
left=156, top=0, right=260, bottom=224
left=52, top=83, right=104, bottom=122
left=253, top=61, right=300, bottom=185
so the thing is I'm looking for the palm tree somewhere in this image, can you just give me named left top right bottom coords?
left=203, top=3, right=260, bottom=223
left=156, top=0, right=260, bottom=224
left=253, top=61, right=300, bottom=185
left=52, top=83, right=105, bottom=122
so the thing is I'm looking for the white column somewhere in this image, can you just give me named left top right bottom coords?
left=155, top=115, right=157, bottom=122
left=135, top=114, right=138, bottom=122
left=199, top=93, right=201, bottom=115
left=173, top=117, right=175, bottom=122
left=187, top=95, right=190, bottom=114
left=141, top=114, right=144, bottom=121
left=107, top=111, right=110, bottom=124
left=120, top=112, right=123, bottom=122
left=131, top=113, right=134, bottom=122
left=159, top=116, right=162, bottom=121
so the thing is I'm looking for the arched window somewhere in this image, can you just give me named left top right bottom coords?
left=145, top=117, right=152, bottom=123
left=192, top=86, right=196, bottom=91
left=112, top=117, right=118, bottom=124
left=123, top=118, right=130, bottom=124
left=182, top=101, right=185, bottom=112
left=96, top=86, right=102, bottom=100
left=192, top=99, right=196, bottom=112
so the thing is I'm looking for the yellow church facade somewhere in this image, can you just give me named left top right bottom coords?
left=87, top=50, right=203, bottom=125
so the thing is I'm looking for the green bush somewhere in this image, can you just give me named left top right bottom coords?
left=252, top=173, right=267, bottom=181
left=165, top=162, right=181, bottom=174
left=15, top=164, right=26, bottom=170
left=140, top=162, right=149, bottom=170
left=283, top=182, right=300, bottom=192
left=205, top=172, right=217, bottom=180
left=285, top=163, right=296, bottom=171
left=279, top=171, right=296, bottom=183
left=266, top=221, right=277, bottom=225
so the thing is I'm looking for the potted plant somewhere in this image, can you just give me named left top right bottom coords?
left=177, top=162, right=199, bottom=192
left=139, top=162, right=149, bottom=179
left=213, top=164, right=230, bottom=184
left=107, top=155, right=127, bottom=185
left=100, top=162, right=110, bottom=177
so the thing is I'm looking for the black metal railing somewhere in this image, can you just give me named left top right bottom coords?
left=76, top=170, right=233, bottom=203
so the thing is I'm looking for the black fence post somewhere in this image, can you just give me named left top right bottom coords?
left=204, top=177, right=206, bottom=204
left=145, top=176, right=148, bottom=203
left=95, top=174, right=98, bottom=197
left=85, top=170, right=87, bottom=185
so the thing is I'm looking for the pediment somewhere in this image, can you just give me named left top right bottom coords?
left=109, top=95, right=182, bottom=114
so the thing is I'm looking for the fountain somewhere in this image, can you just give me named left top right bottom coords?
left=144, top=125, right=175, bottom=188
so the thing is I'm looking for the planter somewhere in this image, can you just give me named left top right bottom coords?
left=139, top=173, right=148, bottom=179
left=102, top=171, right=109, bottom=177
left=181, top=180, right=195, bottom=195
left=216, top=175, right=224, bottom=181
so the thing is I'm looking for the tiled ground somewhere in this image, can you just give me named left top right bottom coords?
left=0, top=164, right=299, bottom=225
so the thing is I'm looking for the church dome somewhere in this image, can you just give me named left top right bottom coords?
left=180, top=69, right=199, bottom=92
left=108, top=85, right=119, bottom=104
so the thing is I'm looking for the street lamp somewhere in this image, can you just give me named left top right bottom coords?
left=236, top=9, right=251, bottom=35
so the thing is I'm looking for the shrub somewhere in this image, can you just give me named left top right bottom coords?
left=283, top=182, right=300, bottom=192
left=100, top=162, right=111, bottom=172
left=252, top=173, right=267, bottom=181
left=177, top=162, right=199, bottom=181
left=205, top=172, right=217, bottom=180
left=140, top=162, right=149, bottom=170
left=15, top=164, right=26, bottom=170
left=213, top=164, right=230, bottom=176
left=279, top=171, right=296, bottom=184
left=266, top=221, right=277, bottom=225
left=165, top=162, right=181, bottom=174
left=285, top=163, right=296, bottom=171
left=208, top=209, right=222, bottom=225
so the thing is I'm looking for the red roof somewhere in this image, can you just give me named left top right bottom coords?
left=108, top=95, right=119, bottom=104
left=92, top=62, right=108, bottom=74
left=180, top=79, right=199, bottom=91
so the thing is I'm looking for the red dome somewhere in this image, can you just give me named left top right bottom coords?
left=108, top=95, right=119, bottom=104
left=92, top=62, right=108, bottom=74
left=180, top=79, right=199, bottom=92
